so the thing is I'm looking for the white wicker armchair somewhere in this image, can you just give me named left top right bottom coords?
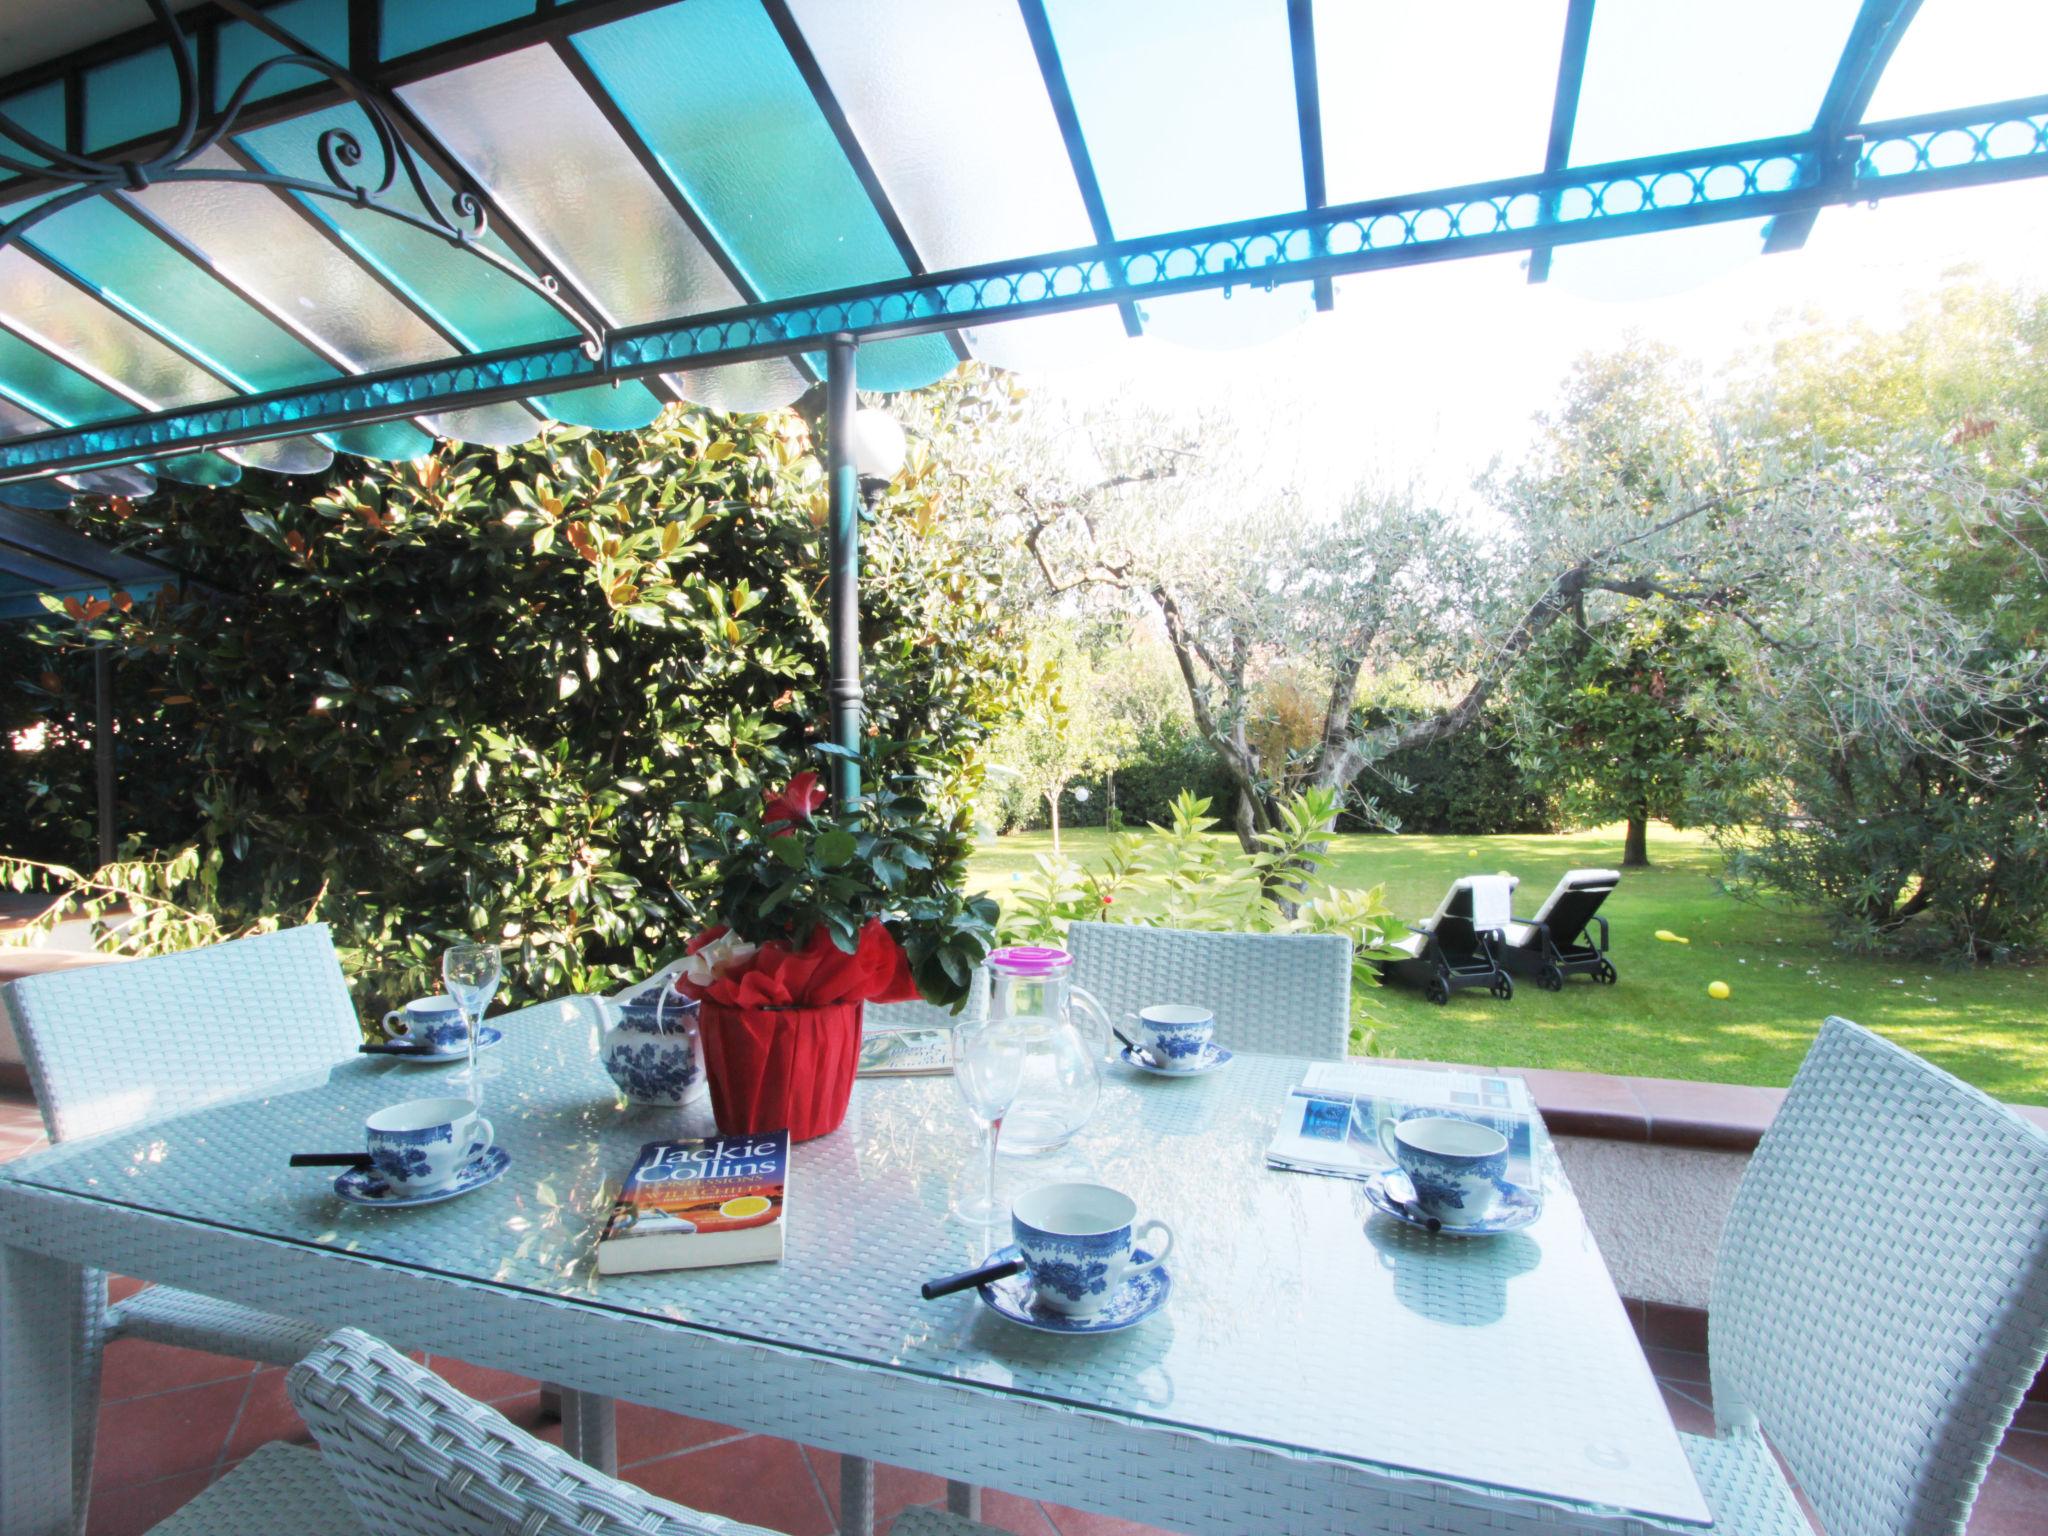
left=1677, top=1015, right=2048, bottom=1536
left=142, top=1326, right=941, bottom=1535
left=1065, top=921, right=1354, bottom=1060
left=2, top=923, right=361, bottom=1530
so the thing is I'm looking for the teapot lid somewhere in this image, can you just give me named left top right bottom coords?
left=987, top=944, right=1072, bottom=977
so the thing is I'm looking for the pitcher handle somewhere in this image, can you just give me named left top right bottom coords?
left=1068, top=983, right=1113, bottom=1062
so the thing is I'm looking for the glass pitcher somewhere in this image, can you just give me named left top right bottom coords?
left=984, top=945, right=1110, bottom=1154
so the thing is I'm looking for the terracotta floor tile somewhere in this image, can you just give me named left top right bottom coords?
left=2011, top=1399, right=2048, bottom=1436
left=1645, top=1345, right=1710, bottom=1388
left=90, top=1377, right=245, bottom=1490
left=626, top=1434, right=835, bottom=1536
left=421, top=1354, right=538, bottom=1403
left=107, top=1274, right=148, bottom=1303
left=616, top=1400, right=742, bottom=1467
left=972, top=1489, right=1060, bottom=1536
left=85, top=1470, right=218, bottom=1536
left=220, top=1368, right=312, bottom=1464
left=1657, top=1382, right=1717, bottom=1438
left=1995, top=1434, right=2048, bottom=1481
left=803, top=1446, right=947, bottom=1528
left=100, top=1336, right=257, bottom=1402
left=1041, top=1500, right=1182, bottom=1535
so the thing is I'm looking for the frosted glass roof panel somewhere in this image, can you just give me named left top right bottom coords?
left=0, top=83, right=66, bottom=170
left=1572, top=1, right=1866, bottom=164
left=12, top=195, right=334, bottom=393
left=1044, top=0, right=1301, bottom=236
left=0, top=248, right=225, bottom=409
left=1864, top=0, right=2048, bottom=120
left=401, top=46, right=750, bottom=331
left=213, top=0, right=348, bottom=111
left=128, top=150, right=453, bottom=375
left=0, top=326, right=133, bottom=425
left=234, top=104, right=578, bottom=355
left=534, top=381, right=665, bottom=432
left=570, top=0, right=957, bottom=389
left=1318, top=1, right=1567, bottom=202
left=786, top=0, right=1096, bottom=267
left=422, top=404, right=545, bottom=449
left=666, top=360, right=810, bottom=416
left=1547, top=219, right=1771, bottom=301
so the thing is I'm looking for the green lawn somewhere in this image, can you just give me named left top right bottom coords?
left=968, top=824, right=2048, bottom=1105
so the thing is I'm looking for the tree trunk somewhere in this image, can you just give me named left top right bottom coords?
left=1623, top=813, right=1649, bottom=868
left=1047, top=785, right=1063, bottom=855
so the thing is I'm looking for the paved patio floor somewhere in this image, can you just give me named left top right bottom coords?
left=3, top=1088, right=2042, bottom=1536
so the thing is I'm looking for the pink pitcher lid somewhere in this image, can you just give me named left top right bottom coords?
left=987, top=944, right=1072, bottom=977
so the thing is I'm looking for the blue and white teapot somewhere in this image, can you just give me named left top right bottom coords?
left=595, top=970, right=707, bottom=1107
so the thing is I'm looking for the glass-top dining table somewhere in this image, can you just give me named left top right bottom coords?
left=0, top=997, right=1710, bottom=1536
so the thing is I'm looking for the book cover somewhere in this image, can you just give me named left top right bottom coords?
left=596, top=1132, right=789, bottom=1275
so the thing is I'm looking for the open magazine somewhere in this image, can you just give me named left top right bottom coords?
left=1266, top=1061, right=1539, bottom=1187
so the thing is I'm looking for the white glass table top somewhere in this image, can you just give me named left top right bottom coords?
left=1, top=998, right=1708, bottom=1525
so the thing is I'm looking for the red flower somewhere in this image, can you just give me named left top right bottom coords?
left=763, top=770, right=828, bottom=829
left=1101, top=895, right=1113, bottom=905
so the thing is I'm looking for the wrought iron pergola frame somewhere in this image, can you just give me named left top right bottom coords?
left=1, top=0, right=2043, bottom=806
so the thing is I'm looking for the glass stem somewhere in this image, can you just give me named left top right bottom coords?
left=466, top=1007, right=479, bottom=1102
left=985, top=1114, right=1002, bottom=1222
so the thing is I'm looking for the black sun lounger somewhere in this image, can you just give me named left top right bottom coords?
left=1497, top=868, right=1620, bottom=990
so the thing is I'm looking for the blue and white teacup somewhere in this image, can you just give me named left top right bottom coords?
left=1011, top=1182, right=1174, bottom=1317
left=1128, top=1004, right=1214, bottom=1071
left=381, top=995, right=468, bottom=1053
left=1378, top=1113, right=1508, bottom=1228
left=365, top=1097, right=493, bottom=1196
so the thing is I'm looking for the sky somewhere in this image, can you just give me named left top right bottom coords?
left=1018, top=0, right=2048, bottom=513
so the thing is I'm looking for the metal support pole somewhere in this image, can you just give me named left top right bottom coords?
left=93, top=645, right=114, bottom=869
left=824, top=333, right=862, bottom=811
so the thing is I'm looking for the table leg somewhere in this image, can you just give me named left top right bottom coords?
left=839, top=1454, right=875, bottom=1536
left=557, top=1388, right=618, bottom=1477
left=1, top=1241, right=81, bottom=1536
left=946, top=1481, right=982, bottom=1520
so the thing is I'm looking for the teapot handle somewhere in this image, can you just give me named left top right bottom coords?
left=1068, top=983, right=1113, bottom=1061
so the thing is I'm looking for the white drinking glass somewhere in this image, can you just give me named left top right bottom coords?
left=441, top=942, right=502, bottom=1096
left=951, top=1019, right=1024, bottom=1225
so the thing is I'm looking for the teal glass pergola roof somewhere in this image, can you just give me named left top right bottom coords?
left=0, top=0, right=2044, bottom=492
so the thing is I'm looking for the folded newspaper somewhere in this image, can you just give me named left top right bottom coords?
left=1266, top=1061, right=1537, bottom=1185
left=856, top=1023, right=953, bottom=1076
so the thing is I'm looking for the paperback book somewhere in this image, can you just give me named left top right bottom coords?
left=596, top=1132, right=789, bottom=1275
left=1265, top=1061, right=1538, bottom=1187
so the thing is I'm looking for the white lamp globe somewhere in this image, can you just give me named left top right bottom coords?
left=850, top=407, right=907, bottom=486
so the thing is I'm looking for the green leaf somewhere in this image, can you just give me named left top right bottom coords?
left=814, top=828, right=857, bottom=867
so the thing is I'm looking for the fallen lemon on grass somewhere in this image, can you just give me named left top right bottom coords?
left=1654, top=929, right=1690, bottom=944
left=720, top=1195, right=772, bottom=1219
left=1707, top=980, right=1731, bottom=1000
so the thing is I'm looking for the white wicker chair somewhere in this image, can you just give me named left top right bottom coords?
left=2, top=923, right=361, bottom=1529
left=1671, top=1015, right=2048, bottom=1536
left=1065, top=921, right=1354, bottom=1060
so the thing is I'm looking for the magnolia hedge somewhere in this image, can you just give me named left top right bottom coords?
left=7, top=405, right=1020, bottom=1013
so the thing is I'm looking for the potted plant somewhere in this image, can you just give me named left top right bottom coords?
left=675, top=745, right=998, bottom=1140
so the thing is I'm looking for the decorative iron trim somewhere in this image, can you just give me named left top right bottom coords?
left=5, top=99, right=2047, bottom=483
left=0, top=0, right=608, bottom=362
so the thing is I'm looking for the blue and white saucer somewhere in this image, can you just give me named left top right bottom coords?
left=1118, top=1043, right=1232, bottom=1078
left=334, top=1145, right=511, bottom=1208
left=978, top=1244, right=1171, bottom=1334
left=383, top=1025, right=504, bottom=1062
left=1363, top=1170, right=1542, bottom=1236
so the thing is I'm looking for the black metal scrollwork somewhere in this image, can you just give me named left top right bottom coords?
left=0, top=0, right=606, bottom=360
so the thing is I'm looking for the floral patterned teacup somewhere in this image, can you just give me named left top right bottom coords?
left=1130, top=1004, right=1214, bottom=1071
left=1011, top=1182, right=1174, bottom=1317
left=1378, top=1113, right=1508, bottom=1228
left=364, top=1097, right=492, bottom=1196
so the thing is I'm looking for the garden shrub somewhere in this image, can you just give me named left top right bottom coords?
left=6, top=407, right=1019, bottom=1015
left=1340, top=703, right=1555, bottom=836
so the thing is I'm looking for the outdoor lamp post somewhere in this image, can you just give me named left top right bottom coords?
left=823, top=340, right=908, bottom=810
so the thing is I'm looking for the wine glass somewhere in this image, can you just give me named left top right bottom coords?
left=441, top=942, right=502, bottom=1096
left=951, top=1018, right=1024, bottom=1226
